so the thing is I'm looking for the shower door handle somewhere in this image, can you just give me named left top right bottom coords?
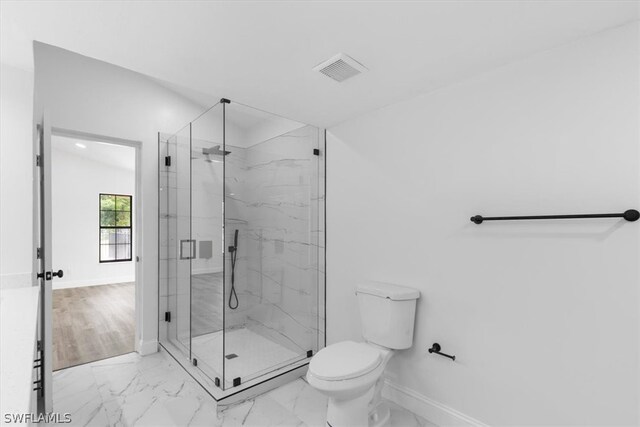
left=179, top=239, right=196, bottom=260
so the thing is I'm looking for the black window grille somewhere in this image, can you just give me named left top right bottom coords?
left=99, top=194, right=132, bottom=263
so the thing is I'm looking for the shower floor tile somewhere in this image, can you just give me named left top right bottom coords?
left=191, top=327, right=300, bottom=384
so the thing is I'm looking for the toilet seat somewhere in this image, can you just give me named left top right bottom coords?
left=309, top=341, right=381, bottom=381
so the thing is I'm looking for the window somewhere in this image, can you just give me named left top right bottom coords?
left=99, top=194, right=132, bottom=262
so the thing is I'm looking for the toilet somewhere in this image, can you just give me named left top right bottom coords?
left=306, top=281, right=420, bottom=427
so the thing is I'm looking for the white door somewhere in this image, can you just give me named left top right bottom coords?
left=33, top=111, right=59, bottom=413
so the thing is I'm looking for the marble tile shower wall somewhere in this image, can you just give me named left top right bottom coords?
left=239, top=125, right=324, bottom=355
left=221, top=146, right=253, bottom=330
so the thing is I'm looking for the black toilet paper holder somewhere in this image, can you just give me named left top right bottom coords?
left=428, top=343, right=455, bottom=361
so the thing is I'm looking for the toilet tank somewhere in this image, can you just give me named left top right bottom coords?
left=356, top=281, right=420, bottom=349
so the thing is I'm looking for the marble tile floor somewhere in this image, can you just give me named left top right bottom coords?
left=44, top=349, right=435, bottom=427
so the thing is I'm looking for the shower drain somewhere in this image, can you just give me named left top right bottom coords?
left=225, top=354, right=238, bottom=360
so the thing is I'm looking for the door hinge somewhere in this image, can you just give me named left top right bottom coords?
left=192, top=358, right=198, bottom=367
left=36, top=248, right=41, bottom=259
left=233, top=377, right=241, bottom=387
left=313, top=149, right=320, bottom=156
left=164, top=311, right=171, bottom=322
left=36, top=155, right=42, bottom=167
left=165, top=156, right=171, bottom=167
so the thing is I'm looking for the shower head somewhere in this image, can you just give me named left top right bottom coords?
left=202, top=145, right=231, bottom=157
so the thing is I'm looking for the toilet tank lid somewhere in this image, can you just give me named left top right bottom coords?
left=356, top=281, right=420, bottom=301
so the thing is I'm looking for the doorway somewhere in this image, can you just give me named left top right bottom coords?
left=50, top=133, right=139, bottom=370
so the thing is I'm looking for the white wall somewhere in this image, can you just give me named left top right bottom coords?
left=51, top=145, right=135, bottom=289
left=0, top=63, right=34, bottom=289
left=33, top=43, right=211, bottom=354
left=327, top=22, right=639, bottom=426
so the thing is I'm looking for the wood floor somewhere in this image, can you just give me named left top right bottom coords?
left=52, top=282, right=134, bottom=371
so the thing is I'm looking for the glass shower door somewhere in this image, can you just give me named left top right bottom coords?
left=159, top=124, right=192, bottom=358
left=222, top=102, right=322, bottom=389
left=189, top=103, right=225, bottom=385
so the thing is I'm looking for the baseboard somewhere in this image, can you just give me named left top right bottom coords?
left=382, top=380, right=488, bottom=427
left=0, top=272, right=32, bottom=290
left=52, top=276, right=135, bottom=289
left=138, top=339, right=158, bottom=356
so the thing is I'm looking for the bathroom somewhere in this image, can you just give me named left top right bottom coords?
left=0, top=1, right=638, bottom=426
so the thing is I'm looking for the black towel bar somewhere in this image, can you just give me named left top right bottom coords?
left=471, top=209, right=639, bottom=225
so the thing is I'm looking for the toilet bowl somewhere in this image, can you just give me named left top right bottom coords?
left=307, top=341, right=393, bottom=427
left=306, top=282, right=420, bottom=427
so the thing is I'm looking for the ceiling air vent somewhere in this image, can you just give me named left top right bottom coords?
left=313, top=53, right=368, bottom=82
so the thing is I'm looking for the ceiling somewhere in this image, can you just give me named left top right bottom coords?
left=52, top=135, right=136, bottom=172
left=1, top=1, right=638, bottom=127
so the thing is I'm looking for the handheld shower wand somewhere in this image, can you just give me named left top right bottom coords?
left=228, top=229, right=239, bottom=309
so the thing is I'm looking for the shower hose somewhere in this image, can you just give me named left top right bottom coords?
left=229, top=229, right=239, bottom=309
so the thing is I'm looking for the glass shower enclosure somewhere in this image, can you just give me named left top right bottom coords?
left=158, top=99, right=325, bottom=397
